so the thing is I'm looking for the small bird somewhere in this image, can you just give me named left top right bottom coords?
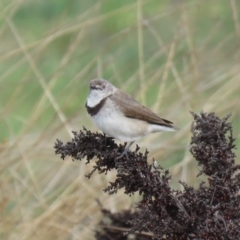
left=85, top=79, right=177, bottom=158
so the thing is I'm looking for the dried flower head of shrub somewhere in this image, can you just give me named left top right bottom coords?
left=54, top=112, right=240, bottom=240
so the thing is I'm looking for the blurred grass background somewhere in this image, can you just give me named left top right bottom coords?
left=1, top=0, right=240, bottom=239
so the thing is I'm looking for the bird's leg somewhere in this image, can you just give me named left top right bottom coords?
left=100, top=133, right=113, bottom=149
left=115, top=141, right=134, bottom=160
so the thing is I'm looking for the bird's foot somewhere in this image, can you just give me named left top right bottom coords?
left=115, top=141, right=134, bottom=160
left=100, top=135, right=113, bottom=149
left=115, top=148, right=130, bottom=160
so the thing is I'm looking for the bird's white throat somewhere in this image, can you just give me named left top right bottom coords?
left=87, top=88, right=117, bottom=108
left=87, top=91, right=102, bottom=108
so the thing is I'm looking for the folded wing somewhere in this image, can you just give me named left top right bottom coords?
left=109, top=90, right=176, bottom=129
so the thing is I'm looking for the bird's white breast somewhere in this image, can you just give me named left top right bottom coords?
left=91, top=98, right=149, bottom=142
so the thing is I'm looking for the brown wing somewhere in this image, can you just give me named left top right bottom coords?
left=109, top=90, right=175, bottom=128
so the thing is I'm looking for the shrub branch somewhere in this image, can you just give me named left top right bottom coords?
left=54, top=112, right=240, bottom=239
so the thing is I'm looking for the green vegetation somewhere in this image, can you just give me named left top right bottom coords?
left=1, top=0, right=240, bottom=239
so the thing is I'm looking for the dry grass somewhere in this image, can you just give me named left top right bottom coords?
left=0, top=0, right=240, bottom=239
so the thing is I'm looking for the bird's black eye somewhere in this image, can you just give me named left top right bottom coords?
left=90, top=85, right=101, bottom=90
